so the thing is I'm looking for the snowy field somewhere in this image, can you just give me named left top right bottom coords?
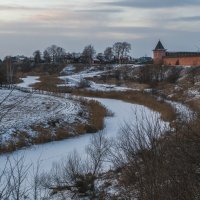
left=0, top=89, right=84, bottom=143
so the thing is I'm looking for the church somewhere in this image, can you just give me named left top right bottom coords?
left=153, top=40, right=200, bottom=66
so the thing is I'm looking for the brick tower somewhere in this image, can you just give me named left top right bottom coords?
left=153, top=40, right=166, bottom=64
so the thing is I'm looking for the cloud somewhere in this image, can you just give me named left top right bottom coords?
left=75, top=8, right=122, bottom=13
left=0, top=5, right=44, bottom=11
left=173, top=16, right=200, bottom=22
left=0, top=0, right=200, bottom=58
left=105, top=0, right=200, bottom=8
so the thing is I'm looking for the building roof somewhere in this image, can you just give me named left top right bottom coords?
left=154, top=40, right=165, bottom=51
left=166, top=52, right=200, bottom=58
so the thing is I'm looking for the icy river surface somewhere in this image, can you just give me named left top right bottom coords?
left=0, top=98, right=164, bottom=173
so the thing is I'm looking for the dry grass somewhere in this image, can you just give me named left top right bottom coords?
left=187, top=98, right=200, bottom=114
left=86, top=77, right=149, bottom=90
left=0, top=131, right=31, bottom=153
left=32, top=75, right=64, bottom=91
left=80, top=99, right=111, bottom=133
left=72, top=90, right=176, bottom=122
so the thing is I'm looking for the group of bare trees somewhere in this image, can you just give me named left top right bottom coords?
left=0, top=133, right=111, bottom=200
left=32, top=42, right=131, bottom=66
left=0, top=156, right=48, bottom=200
left=43, top=111, right=200, bottom=199
left=82, top=45, right=96, bottom=65
left=109, top=112, right=200, bottom=199
left=0, top=56, right=21, bottom=85
left=102, top=42, right=132, bottom=64
left=113, top=42, right=131, bottom=63
left=33, top=45, right=66, bottom=64
left=81, top=42, right=131, bottom=65
left=41, top=133, right=111, bottom=199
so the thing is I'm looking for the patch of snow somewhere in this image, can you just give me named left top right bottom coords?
left=61, top=65, right=75, bottom=75
left=17, top=76, right=40, bottom=88
left=166, top=100, right=194, bottom=121
left=59, top=70, right=137, bottom=91
left=89, top=82, right=135, bottom=92
left=188, top=89, right=200, bottom=97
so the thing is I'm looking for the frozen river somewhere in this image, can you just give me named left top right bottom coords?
left=0, top=98, right=164, bottom=173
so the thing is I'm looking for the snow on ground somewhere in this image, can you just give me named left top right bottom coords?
left=166, top=100, right=195, bottom=121
left=89, top=82, right=135, bottom=92
left=59, top=70, right=134, bottom=91
left=0, top=89, right=83, bottom=143
left=59, top=70, right=103, bottom=86
left=60, top=65, right=75, bottom=75
left=17, top=76, right=40, bottom=88
left=111, top=64, right=142, bottom=68
left=188, top=89, right=200, bottom=98
left=0, top=98, right=168, bottom=176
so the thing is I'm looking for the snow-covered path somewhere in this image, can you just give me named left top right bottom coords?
left=0, top=98, right=165, bottom=174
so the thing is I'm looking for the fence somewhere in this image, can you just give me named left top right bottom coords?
left=0, top=84, right=67, bottom=98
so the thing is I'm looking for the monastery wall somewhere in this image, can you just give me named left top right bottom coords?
left=163, top=56, right=200, bottom=66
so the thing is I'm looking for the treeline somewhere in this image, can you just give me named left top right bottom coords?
left=0, top=42, right=132, bottom=84
left=31, top=42, right=132, bottom=65
left=0, top=41, right=132, bottom=66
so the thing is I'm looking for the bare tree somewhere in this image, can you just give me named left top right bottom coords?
left=109, top=109, right=200, bottom=200
left=86, top=133, right=110, bottom=176
left=113, top=42, right=123, bottom=63
left=104, top=47, right=114, bottom=62
left=33, top=50, right=42, bottom=64
left=31, top=160, right=43, bottom=200
left=113, top=42, right=131, bottom=64
left=43, top=50, right=51, bottom=64
left=121, top=42, right=131, bottom=62
left=0, top=158, right=12, bottom=200
left=108, top=109, right=168, bottom=199
left=4, top=56, right=14, bottom=85
left=8, top=156, right=31, bottom=200
left=44, top=132, right=110, bottom=199
left=82, top=45, right=96, bottom=65
left=44, top=45, right=66, bottom=64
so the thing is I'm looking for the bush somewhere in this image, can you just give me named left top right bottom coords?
left=78, top=78, right=91, bottom=88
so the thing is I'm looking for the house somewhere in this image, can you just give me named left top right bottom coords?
left=137, top=56, right=153, bottom=64
left=153, top=40, right=200, bottom=66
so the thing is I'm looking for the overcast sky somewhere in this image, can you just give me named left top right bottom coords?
left=0, top=0, right=200, bottom=59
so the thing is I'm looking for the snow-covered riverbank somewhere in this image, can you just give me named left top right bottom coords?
left=0, top=89, right=84, bottom=143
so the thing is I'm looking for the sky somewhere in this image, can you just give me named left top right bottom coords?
left=0, top=0, right=200, bottom=59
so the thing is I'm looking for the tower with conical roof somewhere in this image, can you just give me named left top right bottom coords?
left=153, top=40, right=166, bottom=64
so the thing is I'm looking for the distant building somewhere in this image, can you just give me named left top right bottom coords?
left=153, top=40, right=200, bottom=66
left=137, top=56, right=153, bottom=64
